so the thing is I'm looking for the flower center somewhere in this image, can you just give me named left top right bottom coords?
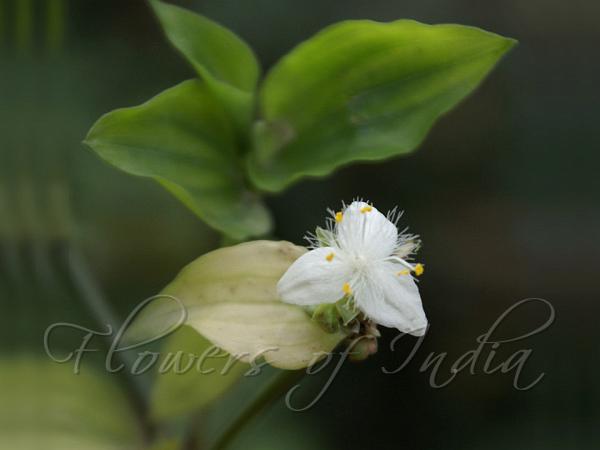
left=350, top=254, right=370, bottom=272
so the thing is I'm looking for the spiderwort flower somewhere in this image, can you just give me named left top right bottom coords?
left=277, top=201, right=428, bottom=336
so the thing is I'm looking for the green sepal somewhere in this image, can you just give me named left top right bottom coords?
left=311, top=303, right=341, bottom=333
left=336, top=300, right=359, bottom=326
left=314, top=226, right=335, bottom=247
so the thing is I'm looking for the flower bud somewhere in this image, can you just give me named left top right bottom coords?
left=348, top=336, right=378, bottom=362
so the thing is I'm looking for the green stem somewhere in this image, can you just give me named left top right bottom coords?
left=208, top=369, right=305, bottom=450
left=15, top=0, right=33, bottom=53
left=46, top=0, right=66, bottom=53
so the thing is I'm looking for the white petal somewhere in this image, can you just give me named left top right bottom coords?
left=336, top=201, right=397, bottom=260
left=354, top=262, right=427, bottom=336
left=277, top=247, right=353, bottom=306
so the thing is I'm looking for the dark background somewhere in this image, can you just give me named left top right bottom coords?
left=2, top=0, right=599, bottom=448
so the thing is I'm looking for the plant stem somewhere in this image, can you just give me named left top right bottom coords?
left=209, top=369, right=305, bottom=450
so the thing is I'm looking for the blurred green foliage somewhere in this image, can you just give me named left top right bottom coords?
left=150, top=325, right=248, bottom=420
left=0, top=357, right=142, bottom=449
left=1, top=0, right=599, bottom=449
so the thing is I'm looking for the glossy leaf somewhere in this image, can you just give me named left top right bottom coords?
left=248, top=20, right=516, bottom=191
left=84, top=80, right=272, bottom=240
left=125, top=241, right=347, bottom=370
left=150, top=0, right=260, bottom=129
left=150, top=325, right=247, bottom=420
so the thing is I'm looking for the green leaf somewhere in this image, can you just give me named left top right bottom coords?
left=0, top=357, right=142, bottom=450
left=150, top=0, right=260, bottom=130
left=125, top=241, right=347, bottom=370
left=84, top=79, right=272, bottom=240
left=148, top=439, right=182, bottom=450
left=248, top=20, right=516, bottom=191
left=150, top=325, right=247, bottom=420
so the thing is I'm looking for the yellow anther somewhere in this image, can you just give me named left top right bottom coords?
left=414, top=263, right=424, bottom=276
left=360, top=205, right=373, bottom=213
left=325, top=252, right=334, bottom=262
left=342, top=282, right=352, bottom=295
left=397, top=269, right=410, bottom=276
left=335, top=211, right=343, bottom=222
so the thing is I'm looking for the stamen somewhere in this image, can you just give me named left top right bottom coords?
left=397, top=269, right=410, bottom=276
left=386, top=256, right=414, bottom=270
left=335, top=211, right=343, bottom=222
left=360, top=205, right=373, bottom=213
left=414, top=263, right=424, bottom=276
left=342, top=282, right=352, bottom=295
left=325, top=252, right=334, bottom=262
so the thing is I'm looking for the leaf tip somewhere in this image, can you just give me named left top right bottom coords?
left=81, top=130, right=96, bottom=151
left=502, top=36, right=519, bottom=52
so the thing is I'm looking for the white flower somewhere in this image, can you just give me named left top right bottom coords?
left=277, top=201, right=428, bottom=336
